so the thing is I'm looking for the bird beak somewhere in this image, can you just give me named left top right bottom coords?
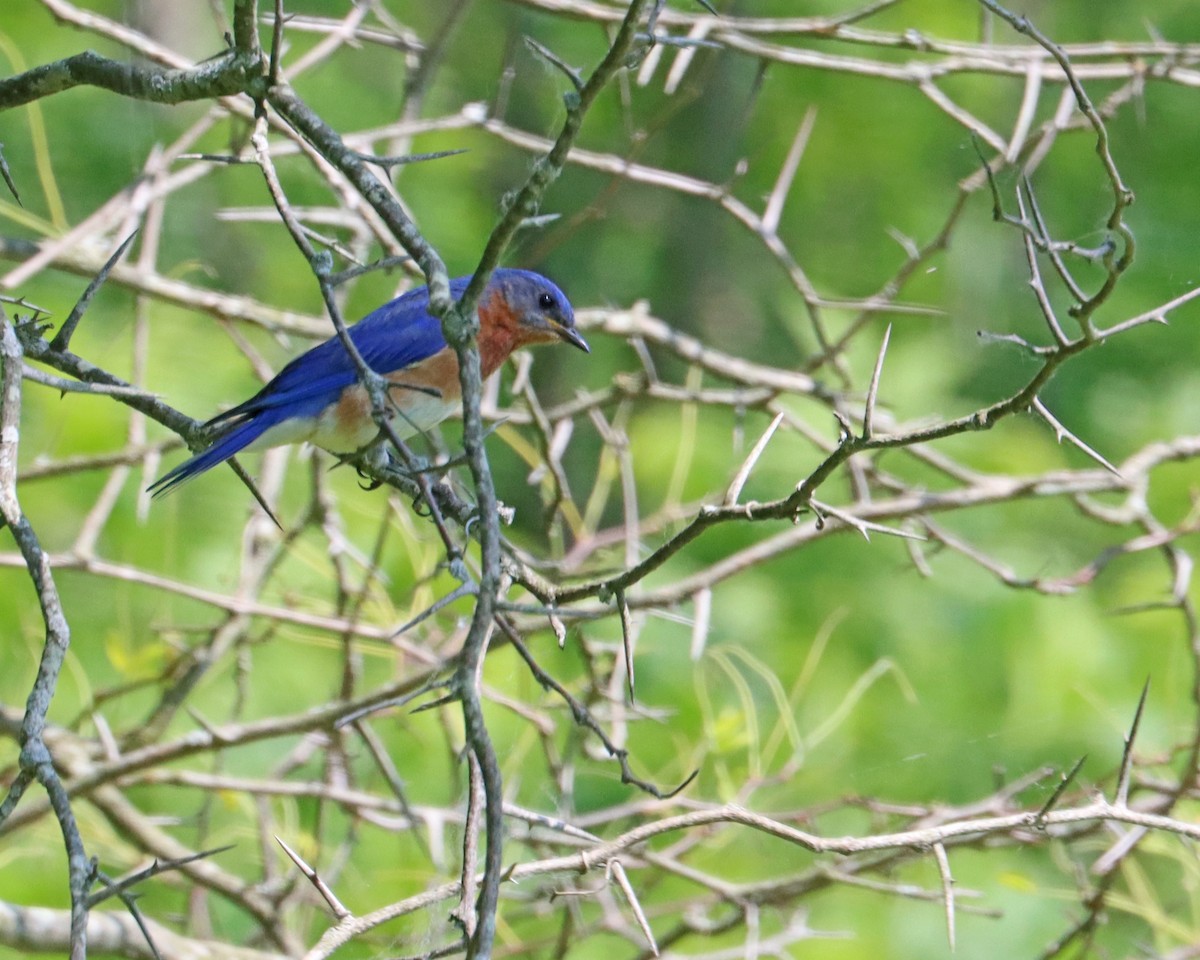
left=554, top=324, right=590, bottom=353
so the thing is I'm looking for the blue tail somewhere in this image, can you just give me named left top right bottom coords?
left=150, top=415, right=278, bottom=497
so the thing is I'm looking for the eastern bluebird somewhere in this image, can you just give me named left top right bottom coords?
left=150, top=269, right=587, bottom=496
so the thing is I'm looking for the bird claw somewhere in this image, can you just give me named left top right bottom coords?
left=356, top=471, right=384, bottom=491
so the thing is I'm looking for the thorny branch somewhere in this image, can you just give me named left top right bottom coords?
left=0, top=315, right=89, bottom=957
left=1, top=0, right=1199, bottom=958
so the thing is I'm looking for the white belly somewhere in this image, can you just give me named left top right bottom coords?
left=244, top=393, right=458, bottom=455
left=311, top=391, right=459, bottom=452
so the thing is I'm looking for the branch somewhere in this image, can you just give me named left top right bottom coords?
left=0, top=316, right=89, bottom=958
left=0, top=49, right=260, bottom=110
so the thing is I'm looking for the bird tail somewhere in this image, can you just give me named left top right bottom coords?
left=149, top=416, right=274, bottom=498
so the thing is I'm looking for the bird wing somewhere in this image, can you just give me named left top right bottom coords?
left=208, top=286, right=454, bottom=428
left=151, top=277, right=485, bottom=496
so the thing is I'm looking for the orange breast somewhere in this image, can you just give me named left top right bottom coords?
left=313, top=349, right=465, bottom=452
left=477, top=289, right=520, bottom=376
left=312, top=303, right=525, bottom=454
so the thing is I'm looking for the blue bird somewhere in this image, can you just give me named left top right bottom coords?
left=150, top=269, right=587, bottom=496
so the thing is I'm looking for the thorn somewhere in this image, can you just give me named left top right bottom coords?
left=524, top=36, right=584, bottom=92
left=762, top=107, right=816, bottom=236
left=725, top=412, right=784, bottom=507
left=862, top=323, right=892, bottom=440
left=228, top=457, right=284, bottom=530
left=391, top=581, right=479, bottom=638
left=549, top=611, right=567, bottom=649
left=1035, top=755, right=1087, bottom=826
left=616, top=588, right=636, bottom=702
left=50, top=231, right=139, bottom=352
left=661, top=768, right=699, bottom=799
left=356, top=147, right=468, bottom=169
left=276, top=835, right=351, bottom=919
left=810, top=499, right=926, bottom=543
left=0, top=142, right=21, bottom=206
left=933, top=842, right=956, bottom=953
left=1114, top=678, right=1150, bottom=808
left=1031, top=397, right=1122, bottom=477
left=610, top=860, right=659, bottom=955
left=335, top=677, right=454, bottom=728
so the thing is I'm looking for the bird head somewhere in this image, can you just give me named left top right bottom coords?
left=490, top=269, right=589, bottom=353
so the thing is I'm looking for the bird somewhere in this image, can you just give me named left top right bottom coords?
left=149, top=269, right=588, bottom=496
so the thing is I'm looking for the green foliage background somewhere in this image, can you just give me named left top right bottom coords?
left=2, top=1, right=1200, bottom=958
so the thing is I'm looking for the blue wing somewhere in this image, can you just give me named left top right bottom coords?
left=150, top=279, right=467, bottom=496
left=208, top=282, right=461, bottom=426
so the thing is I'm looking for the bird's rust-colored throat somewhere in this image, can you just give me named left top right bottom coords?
left=477, top=288, right=538, bottom=375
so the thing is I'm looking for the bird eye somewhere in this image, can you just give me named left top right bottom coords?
left=537, top=292, right=555, bottom=310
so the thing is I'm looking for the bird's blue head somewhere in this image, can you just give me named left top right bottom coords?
left=487, top=268, right=589, bottom=353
